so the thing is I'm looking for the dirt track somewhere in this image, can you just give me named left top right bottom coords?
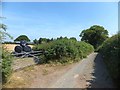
left=3, top=53, right=115, bottom=88
left=50, top=53, right=114, bottom=88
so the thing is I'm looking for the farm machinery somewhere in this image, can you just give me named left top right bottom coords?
left=12, top=40, right=46, bottom=64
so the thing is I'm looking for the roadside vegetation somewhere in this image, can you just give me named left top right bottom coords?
left=79, top=25, right=119, bottom=87
left=2, top=47, right=13, bottom=83
left=33, top=38, right=94, bottom=64
left=98, top=33, right=120, bottom=87
left=0, top=24, right=13, bottom=83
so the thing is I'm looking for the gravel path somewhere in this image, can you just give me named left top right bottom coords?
left=50, top=53, right=115, bottom=88
left=50, top=53, right=95, bottom=88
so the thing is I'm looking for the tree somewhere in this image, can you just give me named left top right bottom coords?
left=64, top=37, right=68, bottom=40
left=38, top=38, right=42, bottom=44
left=33, top=39, right=38, bottom=44
left=38, top=38, right=49, bottom=44
left=51, top=38, right=54, bottom=41
left=14, top=35, right=30, bottom=42
left=79, top=25, right=109, bottom=49
left=57, top=36, right=63, bottom=40
left=70, top=37, right=77, bottom=41
left=46, top=39, right=50, bottom=43
left=0, top=24, right=13, bottom=41
left=42, top=38, right=47, bottom=43
left=0, top=24, right=7, bottom=31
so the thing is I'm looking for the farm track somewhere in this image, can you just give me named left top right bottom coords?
left=50, top=53, right=115, bottom=88
left=4, top=53, right=115, bottom=88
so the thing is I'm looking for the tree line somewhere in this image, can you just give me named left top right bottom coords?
left=12, top=25, right=108, bottom=50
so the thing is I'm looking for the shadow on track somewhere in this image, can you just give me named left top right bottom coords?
left=87, top=53, right=115, bottom=88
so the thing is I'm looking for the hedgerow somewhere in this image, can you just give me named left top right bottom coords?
left=33, top=38, right=94, bottom=64
left=98, top=33, right=120, bottom=87
left=2, top=47, right=13, bottom=83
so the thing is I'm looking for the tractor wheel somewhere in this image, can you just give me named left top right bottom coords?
left=14, top=46, right=23, bottom=53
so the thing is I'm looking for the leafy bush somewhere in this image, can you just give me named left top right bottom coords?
left=2, top=47, right=13, bottom=83
left=33, top=38, right=94, bottom=64
left=98, top=34, right=120, bottom=87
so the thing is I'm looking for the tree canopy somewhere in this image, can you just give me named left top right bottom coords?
left=33, top=39, right=38, bottom=44
left=70, top=37, right=77, bottom=41
left=79, top=25, right=109, bottom=49
left=14, top=35, right=30, bottom=42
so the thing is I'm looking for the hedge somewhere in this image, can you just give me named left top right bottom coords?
left=98, top=33, right=120, bottom=87
left=2, top=47, right=13, bottom=83
left=33, top=38, right=94, bottom=64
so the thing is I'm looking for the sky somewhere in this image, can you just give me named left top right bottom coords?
left=2, top=2, right=118, bottom=41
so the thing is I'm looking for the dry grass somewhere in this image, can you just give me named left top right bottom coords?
left=3, top=63, right=76, bottom=88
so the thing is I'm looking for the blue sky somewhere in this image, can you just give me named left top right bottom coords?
left=2, top=2, right=118, bottom=41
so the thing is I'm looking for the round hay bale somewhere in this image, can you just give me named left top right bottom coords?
left=23, top=46, right=32, bottom=52
left=14, top=46, right=23, bottom=53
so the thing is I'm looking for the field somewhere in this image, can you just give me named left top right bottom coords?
left=3, top=44, right=33, bottom=52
